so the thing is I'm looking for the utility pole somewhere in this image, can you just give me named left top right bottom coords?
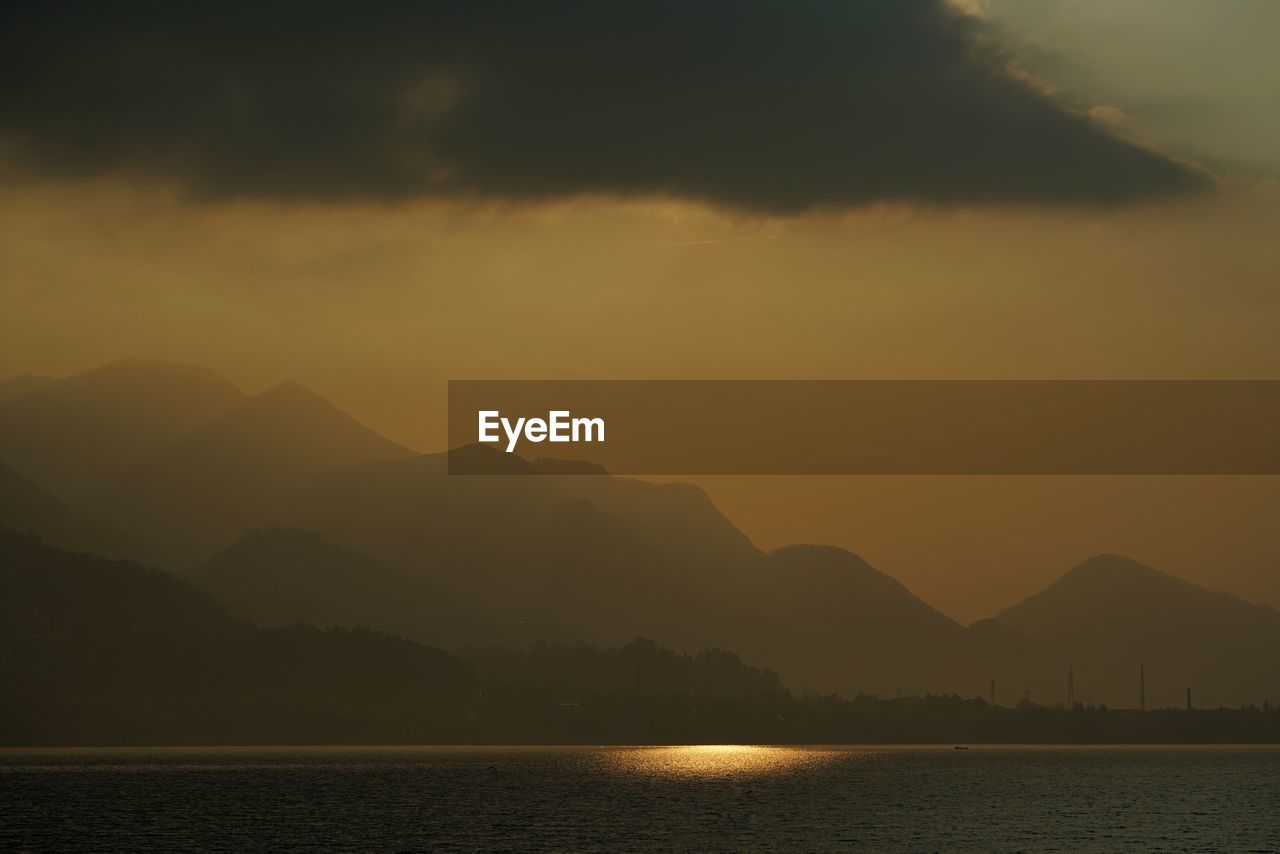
left=1186, top=688, right=1192, bottom=711
left=1067, top=665, right=1075, bottom=708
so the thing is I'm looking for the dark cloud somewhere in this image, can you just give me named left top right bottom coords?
left=0, top=1, right=1209, bottom=211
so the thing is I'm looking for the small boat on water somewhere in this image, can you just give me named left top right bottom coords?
left=954, top=745, right=969, bottom=750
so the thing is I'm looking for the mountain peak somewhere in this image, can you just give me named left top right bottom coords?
left=232, top=380, right=356, bottom=427
left=0, top=359, right=249, bottom=497
left=79, top=371, right=412, bottom=566
left=1002, top=554, right=1196, bottom=621
left=145, top=376, right=412, bottom=469
left=62, top=359, right=245, bottom=402
left=257, top=378, right=310, bottom=395
left=1066, top=553, right=1168, bottom=581
left=995, top=553, right=1280, bottom=707
left=84, top=357, right=226, bottom=379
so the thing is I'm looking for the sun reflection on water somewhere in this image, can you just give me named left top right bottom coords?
left=604, top=745, right=835, bottom=778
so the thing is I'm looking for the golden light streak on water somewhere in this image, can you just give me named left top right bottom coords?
left=603, top=745, right=840, bottom=777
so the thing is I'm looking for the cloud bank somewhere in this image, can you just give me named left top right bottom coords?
left=0, top=1, right=1209, bottom=211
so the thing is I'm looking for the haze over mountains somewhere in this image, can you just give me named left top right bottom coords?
left=2, top=359, right=1278, bottom=709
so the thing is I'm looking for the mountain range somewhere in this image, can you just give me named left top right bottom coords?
left=2, top=359, right=1278, bottom=708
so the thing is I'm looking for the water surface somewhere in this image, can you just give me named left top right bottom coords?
left=2, top=745, right=1276, bottom=851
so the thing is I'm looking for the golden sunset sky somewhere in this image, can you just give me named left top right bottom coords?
left=3, top=1, right=1279, bottom=621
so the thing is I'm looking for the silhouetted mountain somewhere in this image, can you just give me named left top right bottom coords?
left=176, top=439, right=1011, bottom=699
left=0, top=461, right=79, bottom=535
left=87, top=380, right=413, bottom=566
left=4, top=531, right=1278, bottom=745
left=0, top=461, right=136, bottom=557
left=729, top=545, right=967, bottom=697
left=993, top=555, right=1280, bottom=708
left=449, top=447, right=757, bottom=570
left=0, top=365, right=959, bottom=700
left=186, top=380, right=412, bottom=472
left=0, top=529, right=243, bottom=645
left=0, top=360, right=246, bottom=498
left=755, top=545, right=957, bottom=631
left=959, top=617, right=1060, bottom=706
left=195, top=527, right=540, bottom=647
left=4, top=361, right=1279, bottom=710
left=0, top=532, right=477, bottom=744
left=290, top=450, right=679, bottom=642
left=550, top=474, right=760, bottom=581
left=0, top=374, right=53, bottom=404
left=289, top=448, right=966, bottom=696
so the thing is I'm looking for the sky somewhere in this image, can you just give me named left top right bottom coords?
left=2, top=1, right=1279, bottom=622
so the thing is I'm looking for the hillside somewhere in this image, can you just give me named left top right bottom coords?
left=732, top=545, right=969, bottom=697
left=87, top=380, right=414, bottom=566
left=993, top=555, right=1280, bottom=708
left=0, top=360, right=247, bottom=498
left=0, top=461, right=136, bottom=558
left=195, top=527, right=542, bottom=647
left=0, top=531, right=476, bottom=744
left=2, top=361, right=1279, bottom=707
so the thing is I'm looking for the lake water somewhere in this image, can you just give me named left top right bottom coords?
left=2, top=745, right=1277, bottom=851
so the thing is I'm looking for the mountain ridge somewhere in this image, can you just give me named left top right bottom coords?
left=2, top=360, right=1278, bottom=706
left=993, top=552, right=1280, bottom=708
left=0, top=359, right=248, bottom=498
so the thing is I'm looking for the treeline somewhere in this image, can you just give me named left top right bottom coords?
left=460, top=680, right=1280, bottom=746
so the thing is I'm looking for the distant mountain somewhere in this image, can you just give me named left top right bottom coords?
left=0, top=374, right=53, bottom=404
left=289, top=448, right=966, bottom=697
left=195, top=527, right=541, bottom=647
left=5, top=360, right=1278, bottom=708
left=0, top=528, right=243, bottom=646
left=549, top=474, right=760, bottom=593
left=0, top=359, right=247, bottom=498
left=286, top=448, right=791, bottom=659
left=86, top=380, right=413, bottom=566
left=731, top=545, right=968, bottom=697
left=0, top=461, right=136, bottom=558
left=450, top=449, right=759, bottom=579
left=992, top=554, right=1280, bottom=708
left=961, top=616, right=1055, bottom=694
left=0, top=531, right=476, bottom=745
left=5, top=532, right=1280, bottom=745
left=754, top=545, right=957, bottom=631
left=0, top=461, right=80, bottom=537
left=173, top=380, right=412, bottom=473
left=288, top=449, right=664, bottom=641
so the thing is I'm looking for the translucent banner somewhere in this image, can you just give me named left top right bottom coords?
left=447, top=380, right=1280, bottom=474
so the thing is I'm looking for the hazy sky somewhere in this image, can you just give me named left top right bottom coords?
left=2, top=2, right=1278, bottom=621
left=986, top=0, right=1280, bottom=179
